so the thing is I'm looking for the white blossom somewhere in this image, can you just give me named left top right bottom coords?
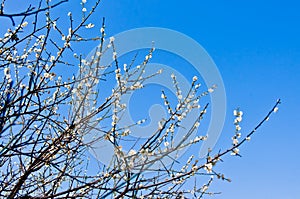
left=113, top=52, right=117, bottom=60
left=191, top=165, right=198, bottom=172
left=231, top=148, right=239, bottom=156
left=137, top=119, right=146, bottom=125
left=208, top=88, right=214, bottom=93
left=232, top=138, right=238, bottom=145
left=85, top=23, right=94, bottom=29
left=164, top=141, right=169, bottom=147
left=201, top=185, right=208, bottom=192
left=123, top=64, right=127, bottom=71
left=234, top=110, right=243, bottom=116
left=21, top=21, right=28, bottom=28
left=193, top=136, right=207, bottom=143
left=204, top=163, right=213, bottom=173
left=194, top=122, right=200, bottom=128
left=236, top=116, right=242, bottom=122
left=109, top=36, right=115, bottom=43
left=3, top=67, right=10, bottom=76
left=44, top=73, right=51, bottom=78
left=50, top=55, right=55, bottom=62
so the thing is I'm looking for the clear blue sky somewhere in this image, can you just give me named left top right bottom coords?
left=2, top=0, right=300, bottom=198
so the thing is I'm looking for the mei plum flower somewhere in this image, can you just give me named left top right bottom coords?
left=204, top=163, right=213, bottom=173
left=85, top=23, right=94, bottom=29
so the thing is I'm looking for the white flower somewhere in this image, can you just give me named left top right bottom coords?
left=164, top=141, right=169, bottom=147
left=20, top=54, right=28, bottom=60
left=246, top=136, right=251, bottom=141
left=234, top=109, right=243, bottom=116
left=52, top=21, right=57, bottom=30
left=112, top=52, right=117, bottom=60
left=233, top=110, right=237, bottom=116
left=231, top=148, right=239, bottom=155
left=274, top=107, right=279, bottom=113
left=50, top=55, right=55, bottom=62
left=21, top=21, right=28, bottom=28
left=3, top=67, right=10, bottom=75
left=122, top=129, right=130, bottom=136
left=67, top=12, right=72, bottom=16
left=204, top=163, right=213, bottom=173
left=193, top=136, right=207, bottom=143
left=192, top=165, right=198, bottom=171
left=232, top=138, right=238, bottom=145
left=137, top=119, right=145, bottom=125
left=201, top=109, right=207, bottom=114
left=109, top=36, right=115, bottom=43
left=132, top=82, right=142, bottom=89
left=44, top=73, right=51, bottom=78
left=85, top=23, right=94, bottom=29
left=208, top=88, right=214, bottom=93
left=201, top=185, right=208, bottom=192
left=96, top=51, right=101, bottom=57
left=193, top=76, right=198, bottom=81
left=158, top=121, right=163, bottom=130
left=235, top=116, right=242, bottom=123
left=6, top=55, right=12, bottom=61
left=20, top=83, right=26, bottom=89
left=82, top=0, right=87, bottom=3
left=123, top=64, right=127, bottom=71
left=82, top=7, right=87, bottom=12
left=68, top=28, right=72, bottom=36
left=64, top=42, right=71, bottom=48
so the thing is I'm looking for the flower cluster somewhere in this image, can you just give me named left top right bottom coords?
left=231, top=108, right=243, bottom=155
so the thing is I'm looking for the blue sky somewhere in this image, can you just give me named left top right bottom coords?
left=94, top=1, right=300, bottom=198
left=2, top=0, right=300, bottom=198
